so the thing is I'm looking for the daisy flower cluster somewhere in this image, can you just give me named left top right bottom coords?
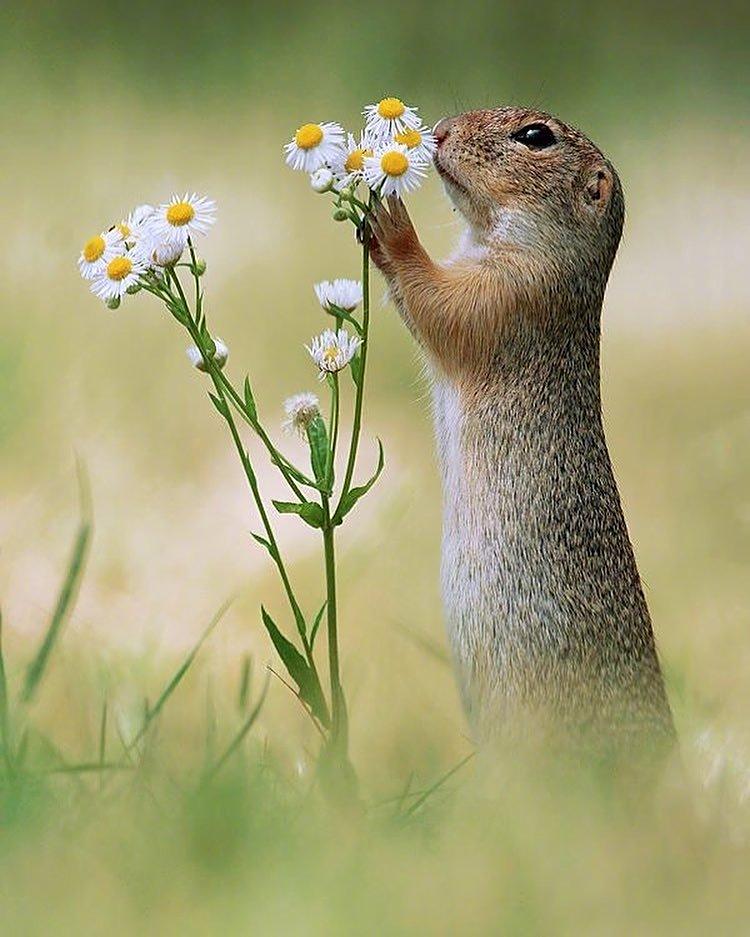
left=284, top=96, right=435, bottom=200
left=77, top=193, right=216, bottom=308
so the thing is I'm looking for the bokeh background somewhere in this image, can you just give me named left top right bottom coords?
left=1, top=1, right=749, bottom=932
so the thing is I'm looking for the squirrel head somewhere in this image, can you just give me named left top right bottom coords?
left=434, top=107, right=625, bottom=293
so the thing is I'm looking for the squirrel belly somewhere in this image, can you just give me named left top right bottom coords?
left=432, top=339, right=674, bottom=756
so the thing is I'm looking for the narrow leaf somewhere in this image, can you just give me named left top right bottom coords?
left=310, top=602, right=327, bottom=649
left=350, top=353, right=363, bottom=388
left=208, top=392, right=229, bottom=418
left=325, top=305, right=362, bottom=335
left=306, top=416, right=330, bottom=487
left=333, top=438, right=385, bottom=524
left=272, top=500, right=325, bottom=529
left=261, top=607, right=329, bottom=727
left=243, top=376, right=258, bottom=422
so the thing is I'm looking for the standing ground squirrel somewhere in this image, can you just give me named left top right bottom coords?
left=369, top=106, right=676, bottom=769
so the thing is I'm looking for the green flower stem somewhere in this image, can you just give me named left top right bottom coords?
left=328, top=374, right=340, bottom=488
left=321, top=497, right=346, bottom=754
left=336, top=214, right=371, bottom=511
left=169, top=270, right=322, bottom=697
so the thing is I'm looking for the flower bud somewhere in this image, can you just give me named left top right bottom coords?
left=186, top=337, right=229, bottom=372
left=332, top=208, right=349, bottom=222
left=126, top=281, right=143, bottom=295
left=150, top=237, right=184, bottom=267
left=106, top=296, right=121, bottom=310
left=191, top=258, right=207, bottom=277
left=310, top=167, right=334, bottom=193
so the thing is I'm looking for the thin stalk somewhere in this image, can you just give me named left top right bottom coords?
left=170, top=271, right=319, bottom=686
left=321, top=499, right=345, bottom=753
left=337, top=215, right=370, bottom=508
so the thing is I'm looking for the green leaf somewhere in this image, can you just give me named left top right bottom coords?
left=325, top=305, right=363, bottom=335
left=250, top=531, right=279, bottom=561
left=306, top=416, right=330, bottom=486
left=309, top=602, right=327, bottom=649
left=243, top=376, right=258, bottom=422
left=272, top=500, right=325, bottom=529
left=260, top=608, right=329, bottom=727
left=333, top=438, right=385, bottom=524
left=208, top=392, right=229, bottom=418
left=350, top=353, right=363, bottom=388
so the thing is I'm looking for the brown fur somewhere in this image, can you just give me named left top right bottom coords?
left=370, top=106, right=677, bottom=773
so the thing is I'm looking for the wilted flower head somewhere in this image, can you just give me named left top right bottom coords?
left=89, top=247, right=149, bottom=303
left=282, top=392, right=321, bottom=436
left=285, top=121, right=345, bottom=173
left=186, top=337, right=229, bottom=372
left=78, top=228, right=125, bottom=280
left=363, top=97, right=420, bottom=145
left=314, top=279, right=363, bottom=313
left=150, top=193, right=216, bottom=247
left=363, top=144, right=428, bottom=198
left=306, top=328, right=361, bottom=378
left=309, top=167, right=334, bottom=193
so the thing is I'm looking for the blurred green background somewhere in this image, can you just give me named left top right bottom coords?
left=1, top=1, right=749, bottom=933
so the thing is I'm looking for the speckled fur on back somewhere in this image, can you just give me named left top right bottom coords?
left=368, top=106, right=676, bottom=771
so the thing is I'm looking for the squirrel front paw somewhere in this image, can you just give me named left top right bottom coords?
left=368, top=196, right=422, bottom=273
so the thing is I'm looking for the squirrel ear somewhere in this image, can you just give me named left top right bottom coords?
left=583, top=166, right=613, bottom=212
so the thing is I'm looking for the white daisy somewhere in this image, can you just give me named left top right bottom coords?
left=150, top=193, right=216, bottom=247
left=77, top=228, right=125, bottom=280
left=330, top=133, right=374, bottom=191
left=117, top=204, right=156, bottom=245
left=306, top=328, right=362, bottom=378
left=314, top=279, right=363, bottom=313
left=363, top=144, right=428, bottom=198
left=284, top=121, right=345, bottom=173
left=393, top=125, right=438, bottom=162
left=282, top=392, right=321, bottom=436
left=89, top=248, right=149, bottom=303
left=363, top=97, right=421, bottom=145
left=186, top=337, right=229, bottom=372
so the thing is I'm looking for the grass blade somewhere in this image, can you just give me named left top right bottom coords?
left=0, top=609, right=13, bottom=776
left=403, top=752, right=475, bottom=818
left=202, top=671, right=270, bottom=783
left=125, top=598, right=232, bottom=753
left=21, top=467, right=93, bottom=704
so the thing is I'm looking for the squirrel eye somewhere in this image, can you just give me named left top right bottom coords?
left=512, top=123, right=557, bottom=149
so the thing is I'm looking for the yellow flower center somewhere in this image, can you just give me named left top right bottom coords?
left=117, top=222, right=131, bottom=238
left=344, top=148, right=372, bottom=173
left=323, top=345, right=340, bottom=364
left=107, top=256, right=133, bottom=281
left=83, top=235, right=105, bottom=263
left=380, top=151, right=409, bottom=177
left=394, top=129, right=422, bottom=148
left=294, top=123, right=324, bottom=150
left=166, top=201, right=195, bottom=227
left=377, top=97, right=405, bottom=120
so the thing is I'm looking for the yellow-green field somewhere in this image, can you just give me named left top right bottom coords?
left=2, top=2, right=749, bottom=933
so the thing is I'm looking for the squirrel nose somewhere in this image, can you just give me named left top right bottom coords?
left=433, top=117, right=455, bottom=146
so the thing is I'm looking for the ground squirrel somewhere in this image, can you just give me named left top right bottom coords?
left=369, top=106, right=676, bottom=768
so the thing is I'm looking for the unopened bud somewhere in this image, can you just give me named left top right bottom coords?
left=126, top=281, right=143, bottom=295
left=106, top=296, right=121, bottom=310
left=191, top=258, right=207, bottom=277
left=310, top=167, right=334, bottom=193
left=186, top=337, right=229, bottom=372
left=332, top=208, right=349, bottom=222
